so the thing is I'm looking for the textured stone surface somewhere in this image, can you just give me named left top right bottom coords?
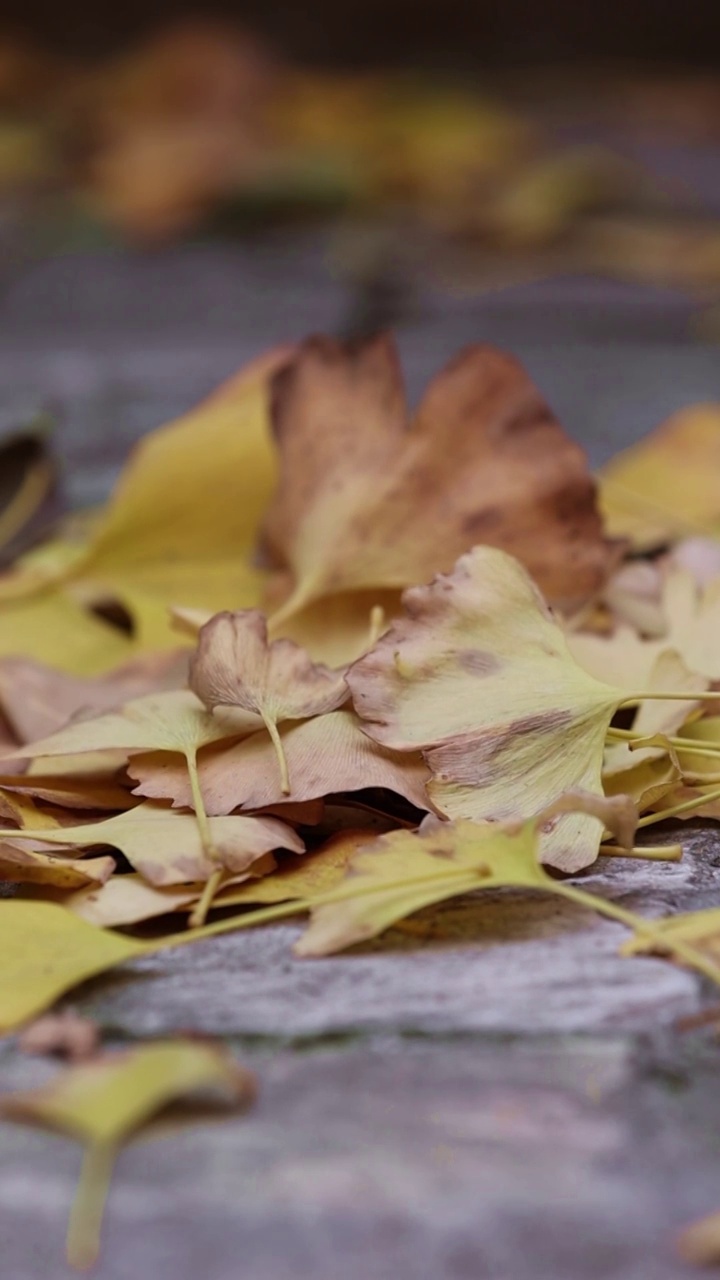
left=0, top=1036, right=719, bottom=1280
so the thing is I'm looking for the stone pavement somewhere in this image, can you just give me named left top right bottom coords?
left=1, top=239, right=720, bottom=1278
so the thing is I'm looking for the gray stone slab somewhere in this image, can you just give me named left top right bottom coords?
left=0, top=1036, right=716, bottom=1280
left=61, top=829, right=717, bottom=1042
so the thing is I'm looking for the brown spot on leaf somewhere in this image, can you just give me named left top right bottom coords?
left=456, top=650, right=501, bottom=677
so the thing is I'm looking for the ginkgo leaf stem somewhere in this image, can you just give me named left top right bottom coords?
left=188, top=868, right=226, bottom=930
left=620, top=691, right=720, bottom=706
left=598, top=844, right=683, bottom=861
left=184, top=746, right=219, bottom=863
left=66, top=1141, right=115, bottom=1271
left=606, top=727, right=720, bottom=759
left=637, top=784, right=720, bottom=828
left=367, top=605, right=386, bottom=649
left=260, top=711, right=291, bottom=795
left=549, top=882, right=720, bottom=988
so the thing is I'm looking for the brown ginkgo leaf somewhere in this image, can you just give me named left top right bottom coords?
left=189, top=609, right=347, bottom=793
left=261, top=333, right=616, bottom=622
left=128, top=708, right=432, bottom=815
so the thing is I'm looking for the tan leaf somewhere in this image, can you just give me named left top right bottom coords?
left=0, top=801, right=300, bottom=886
left=60, top=864, right=273, bottom=927
left=261, top=334, right=615, bottom=620
left=0, top=842, right=116, bottom=888
left=189, top=609, right=347, bottom=791
left=348, top=546, right=626, bottom=871
left=0, top=649, right=187, bottom=743
left=129, top=708, right=432, bottom=815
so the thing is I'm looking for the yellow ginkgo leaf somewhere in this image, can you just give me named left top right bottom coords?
left=0, top=801, right=302, bottom=886
left=0, top=900, right=147, bottom=1032
left=72, top=348, right=291, bottom=638
left=0, top=1039, right=256, bottom=1269
left=0, top=589, right=131, bottom=674
left=599, top=405, right=720, bottom=549
left=189, top=609, right=348, bottom=792
left=621, top=905, right=720, bottom=988
left=348, top=546, right=627, bottom=871
left=295, top=797, right=639, bottom=956
left=0, top=345, right=291, bottom=667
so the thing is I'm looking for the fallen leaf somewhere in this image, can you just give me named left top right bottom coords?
left=58, top=863, right=274, bottom=927
left=677, top=1210, right=720, bottom=1266
left=0, top=1038, right=256, bottom=1269
left=0, top=589, right=132, bottom=674
left=599, top=405, right=720, bottom=549
left=0, top=801, right=302, bottom=885
left=213, top=830, right=380, bottom=906
left=18, top=1011, right=99, bottom=1062
left=0, top=346, right=291, bottom=667
left=0, top=649, right=187, bottom=743
left=129, top=708, right=432, bottom=815
left=0, top=772, right=136, bottom=811
left=294, top=802, right=636, bottom=956
left=0, top=843, right=116, bottom=888
left=348, top=546, right=627, bottom=870
left=261, top=334, right=615, bottom=620
left=189, top=608, right=348, bottom=792
left=621, top=905, right=720, bottom=987
left=71, top=346, right=291, bottom=642
left=0, top=900, right=147, bottom=1032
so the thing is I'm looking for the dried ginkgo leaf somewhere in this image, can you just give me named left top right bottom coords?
left=0, top=1039, right=256, bottom=1269
left=0, top=843, right=116, bottom=889
left=261, top=334, right=615, bottom=620
left=2, top=688, right=263, bottom=925
left=189, top=609, right=347, bottom=792
left=59, top=863, right=274, bottom=928
left=0, top=649, right=187, bottom=743
left=129, top=708, right=432, bottom=815
left=0, top=802, right=301, bottom=886
left=348, top=546, right=627, bottom=871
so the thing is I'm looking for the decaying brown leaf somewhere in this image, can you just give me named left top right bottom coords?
left=0, top=649, right=187, bottom=743
left=189, top=608, right=347, bottom=792
left=129, top=708, right=431, bottom=815
left=261, top=334, right=616, bottom=623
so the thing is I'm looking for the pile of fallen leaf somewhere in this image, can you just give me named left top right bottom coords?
left=6, top=332, right=720, bottom=1266
left=2, top=21, right=720, bottom=287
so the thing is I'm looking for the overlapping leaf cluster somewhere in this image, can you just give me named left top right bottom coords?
left=2, top=332, right=720, bottom=1010
left=5, top=330, right=720, bottom=1270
